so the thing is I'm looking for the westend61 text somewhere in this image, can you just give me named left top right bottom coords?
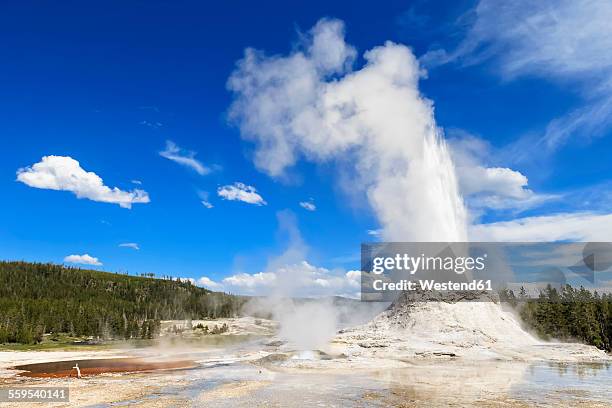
left=372, top=279, right=493, bottom=292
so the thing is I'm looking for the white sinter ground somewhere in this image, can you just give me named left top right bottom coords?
left=331, top=297, right=609, bottom=363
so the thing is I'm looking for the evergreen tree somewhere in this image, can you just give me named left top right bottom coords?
left=0, top=261, right=246, bottom=344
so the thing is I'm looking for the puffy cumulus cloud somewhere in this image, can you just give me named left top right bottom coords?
left=271, top=262, right=360, bottom=298
left=217, top=182, right=266, bottom=205
left=159, top=140, right=209, bottom=175
left=462, top=167, right=529, bottom=198
left=345, top=270, right=361, bottom=286
left=299, top=200, right=316, bottom=211
left=197, top=276, right=222, bottom=290
left=228, top=18, right=466, bottom=242
left=469, top=212, right=612, bottom=242
left=118, top=243, right=140, bottom=250
left=223, top=271, right=276, bottom=290
left=448, top=132, right=556, bottom=213
left=200, top=261, right=361, bottom=298
left=64, top=254, right=102, bottom=266
left=16, top=156, right=150, bottom=209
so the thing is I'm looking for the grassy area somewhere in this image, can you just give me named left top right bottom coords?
left=157, top=333, right=266, bottom=348
left=0, top=332, right=264, bottom=351
left=0, top=333, right=113, bottom=351
left=0, top=342, right=110, bottom=351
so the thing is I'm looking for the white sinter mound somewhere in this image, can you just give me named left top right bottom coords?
left=334, top=293, right=609, bottom=362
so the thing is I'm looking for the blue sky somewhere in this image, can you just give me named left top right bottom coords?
left=3, top=0, right=612, bottom=295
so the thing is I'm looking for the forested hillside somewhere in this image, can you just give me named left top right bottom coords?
left=0, top=261, right=245, bottom=344
left=501, top=285, right=612, bottom=351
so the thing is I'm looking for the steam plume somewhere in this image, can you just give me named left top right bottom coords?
left=228, top=18, right=467, bottom=241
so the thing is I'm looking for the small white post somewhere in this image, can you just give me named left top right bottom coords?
left=72, top=363, right=81, bottom=378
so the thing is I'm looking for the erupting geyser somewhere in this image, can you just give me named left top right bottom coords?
left=228, top=18, right=608, bottom=361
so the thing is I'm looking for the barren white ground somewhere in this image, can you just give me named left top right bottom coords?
left=0, top=307, right=610, bottom=407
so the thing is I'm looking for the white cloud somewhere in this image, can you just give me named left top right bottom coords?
left=131, top=179, right=142, bottom=185
left=159, top=140, right=209, bottom=175
left=461, top=166, right=528, bottom=197
left=203, top=261, right=360, bottom=298
left=199, top=212, right=360, bottom=298
left=540, top=99, right=612, bottom=152
left=139, top=120, right=163, bottom=129
left=451, top=135, right=529, bottom=199
left=217, top=182, right=266, bottom=205
left=469, top=212, right=612, bottom=242
left=197, top=191, right=214, bottom=208
left=16, top=156, right=150, bottom=209
left=64, top=254, right=102, bottom=266
left=119, top=242, right=140, bottom=250
left=429, top=0, right=612, bottom=152
left=228, top=18, right=466, bottom=241
left=345, top=270, right=361, bottom=287
left=197, top=276, right=222, bottom=290
left=299, top=200, right=316, bottom=211
left=445, top=0, right=612, bottom=81
left=448, top=132, right=556, bottom=213
left=223, top=271, right=276, bottom=290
